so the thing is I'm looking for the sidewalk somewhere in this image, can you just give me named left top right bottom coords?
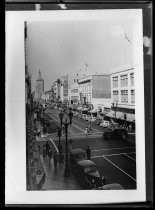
left=40, top=154, right=82, bottom=190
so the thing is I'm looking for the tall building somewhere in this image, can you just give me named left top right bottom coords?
left=35, top=70, right=44, bottom=101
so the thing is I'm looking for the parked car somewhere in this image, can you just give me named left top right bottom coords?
left=70, top=149, right=86, bottom=171
left=89, top=116, right=97, bottom=123
left=101, top=183, right=124, bottom=190
left=100, top=120, right=110, bottom=128
left=103, top=128, right=128, bottom=140
left=75, top=160, right=108, bottom=189
left=92, top=118, right=103, bottom=125
left=82, top=114, right=87, bottom=120
left=85, top=115, right=91, bottom=121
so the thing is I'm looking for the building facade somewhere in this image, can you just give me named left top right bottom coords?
left=109, top=66, right=135, bottom=123
left=35, top=70, right=44, bottom=101
left=69, top=82, right=80, bottom=104
left=78, top=74, right=111, bottom=111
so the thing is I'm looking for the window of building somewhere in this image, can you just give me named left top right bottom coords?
left=121, top=90, right=128, bottom=103
left=130, top=73, right=134, bottom=86
left=113, top=90, right=119, bottom=102
left=131, top=90, right=135, bottom=103
left=112, top=76, right=118, bottom=88
left=120, top=74, right=128, bottom=87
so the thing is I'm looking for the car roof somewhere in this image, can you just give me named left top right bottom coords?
left=70, top=148, right=85, bottom=155
left=77, top=160, right=96, bottom=168
left=102, top=183, right=124, bottom=190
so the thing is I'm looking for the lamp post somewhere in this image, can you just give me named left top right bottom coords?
left=62, top=118, right=71, bottom=177
left=59, top=111, right=64, bottom=126
left=68, top=110, right=73, bottom=125
left=112, top=102, right=118, bottom=122
left=57, top=129, right=62, bottom=154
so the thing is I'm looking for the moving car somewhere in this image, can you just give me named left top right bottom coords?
left=70, top=149, right=86, bottom=170
left=75, top=160, right=108, bottom=189
left=85, top=115, right=91, bottom=121
left=100, top=120, right=110, bottom=128
left=103, top=128, right=128, bottom=140
left=92, top=118, right=103, bottom=125
left=89, top=116, right=97, bottom=123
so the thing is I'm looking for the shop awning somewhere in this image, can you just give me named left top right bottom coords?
left=115, top=111, right=124, bottom=119
left=89, top=109, right=98, bottom=113
left=126, top=113, right=135, bottom=122
left=105, top=110, right=115, bottom=118
left=77, top=106, right=83, bottom=111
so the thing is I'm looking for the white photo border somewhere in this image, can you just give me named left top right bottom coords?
left=5, top=9, right=145, bottom=204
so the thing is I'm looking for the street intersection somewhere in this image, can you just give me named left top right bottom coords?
left=37, top=108, right=136, bottom=189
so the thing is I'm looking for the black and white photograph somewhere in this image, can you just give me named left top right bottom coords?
left=6, top=9, right=147, bottom=204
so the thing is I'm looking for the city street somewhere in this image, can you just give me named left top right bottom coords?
left=37, top=108, right=136, bottom=190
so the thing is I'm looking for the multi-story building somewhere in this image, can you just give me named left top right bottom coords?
left=78, top=74, right=111, bottom=112
left=34, top=70, right=44, bottom=101
left=69, top=82, right=80, bottom=104
left=108, top=65, right=135, bottom=124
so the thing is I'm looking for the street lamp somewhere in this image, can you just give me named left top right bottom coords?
left=62, top=118, right=72, bottom=177
left=111, top=102, right=118, bottom=122
left=68, top=110, right=73, bottom=125
left=57, top=129, right=62, bottom=154
left=59, top=111, right=64, bottom=126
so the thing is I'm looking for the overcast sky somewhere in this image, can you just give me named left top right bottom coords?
left=26, top=18, right=134, bottom=92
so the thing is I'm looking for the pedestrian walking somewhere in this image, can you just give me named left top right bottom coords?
left=45, top=141, right=50, bottom=156
left=86, top=146, right=91, bottom=160
left=48, top=148, right=53, bottom=163
left=43, top=146, right=46, bottom=157
left=53, top=152, right=58, bottom=169
left=129, top=124, right=132, bottom=132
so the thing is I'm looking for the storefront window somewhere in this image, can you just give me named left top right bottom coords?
left=121, top=90, right=128, bottom=103
left=113, top=90, right=119, bottom=102
left=112, top=76, right=118, bottom=87
left=120, top=74, right=128, bottom=87
left=131, top=90, right=135, bottom=103
left=130, top=73, right=134, bottom=86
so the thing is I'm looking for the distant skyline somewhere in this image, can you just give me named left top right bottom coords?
left=26, top=17, right=135, bottom=92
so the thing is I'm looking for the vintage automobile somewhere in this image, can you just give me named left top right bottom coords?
left=103, top=128, right=128, bottom=140
left=75, top=160, right=108, bottom=189
left=101, top=183, right=124, bottom=190
left=92, top=118, right=103, bottom=125
left=100, top=120, right=110, bottom=128
left=70, top=149, right=86, bottom=171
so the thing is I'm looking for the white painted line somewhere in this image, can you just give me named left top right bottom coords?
left=102, top=155, right=136, bottom=182
left=71, top=123, right=85, bottom=133
left=49, top=138, right=59, bottom=153
left=103, top=152, right=136, bottom=157
left=124, top=153, right=136, bottom=161
left=91, top=152, right=135, bottom=159
left=92, top=147, right=135, bottom=152
left=73, top=118, right=99, bottom=133
left=46, top=112, right=75, bottom=135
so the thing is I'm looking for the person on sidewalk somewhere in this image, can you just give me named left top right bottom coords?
left=53, top=152, right=58, bottom=169
left=48, top=148, right=53, bottom=163
left=86, top=146, right=91, bottom=160
left=43, top=146, right=46, bottom=158
left=45, top=141, right=50, bottom=157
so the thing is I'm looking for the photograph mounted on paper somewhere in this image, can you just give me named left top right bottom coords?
left=24, top=10, right=144, bottom=192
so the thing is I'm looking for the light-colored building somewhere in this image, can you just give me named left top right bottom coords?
left=69, top=82, right=80, bottom=104
left=34, top=70, right=44, bottom=101
left=108, top=65, right=135, bottom=123
left=78, top=74, right=111, bottom=111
